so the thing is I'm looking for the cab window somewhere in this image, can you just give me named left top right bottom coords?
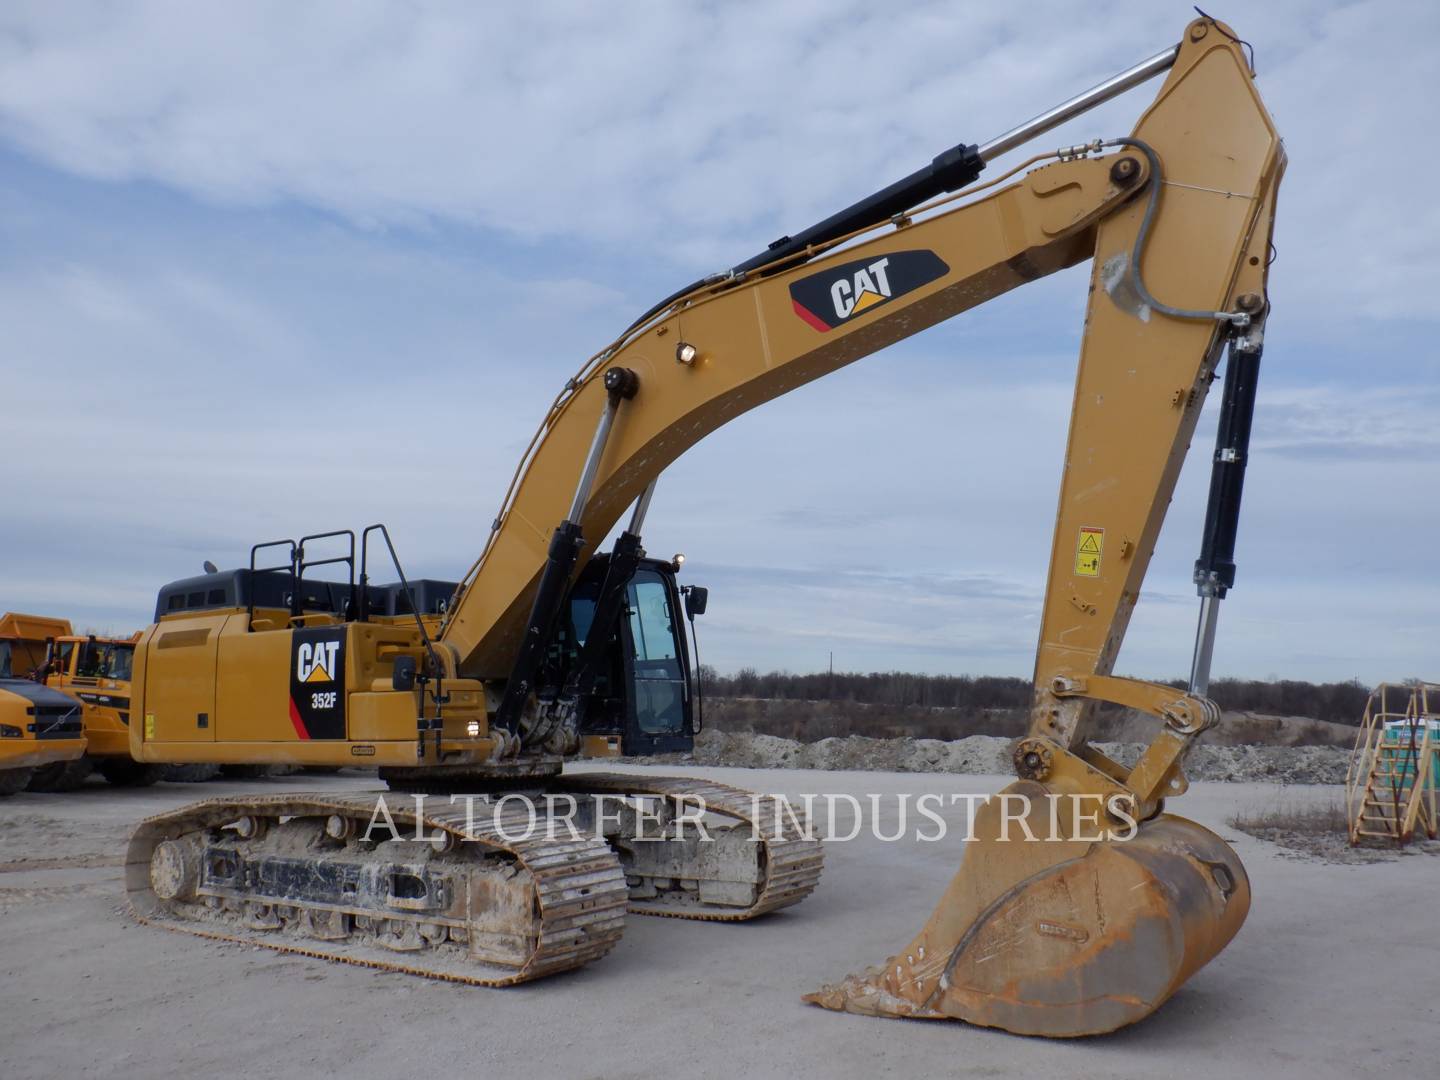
left=105, top=644, right=135, bottom=682
left=627, top=578, right=678, bottom=662
left=625, top=571, right=685, bottom=735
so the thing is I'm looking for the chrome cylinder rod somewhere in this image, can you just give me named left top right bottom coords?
left=627, top=478, right=659, bottom=536
left=1188, top=593, right=1221, bottom=697
left=977, top=45, right=1179, bottom=163
left=567, top=397, right=621, bottom=523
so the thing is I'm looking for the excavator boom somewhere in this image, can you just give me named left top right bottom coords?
left=438, top=22, right=1281, bottom=724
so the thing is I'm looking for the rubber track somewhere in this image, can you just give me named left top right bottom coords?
left=561, top=773, right=825, bottom=921
left=125, top=792, right=629, bottom=985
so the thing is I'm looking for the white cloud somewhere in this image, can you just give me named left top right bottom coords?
left=1256, top=383, right=1440, bottom=459
left=2, top=2, right=1436, bottom=324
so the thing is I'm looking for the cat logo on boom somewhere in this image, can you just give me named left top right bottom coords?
left=790, top=249, right=949, bottom=332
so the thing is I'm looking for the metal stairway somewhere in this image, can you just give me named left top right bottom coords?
left=1346, top=683, right=1439, bottom=846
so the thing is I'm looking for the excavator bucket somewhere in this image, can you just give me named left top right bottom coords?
left=805, top=780, right=1249, bottom=1037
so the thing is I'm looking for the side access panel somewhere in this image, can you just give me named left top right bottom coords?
left=141, top=615, right=226, bottom=744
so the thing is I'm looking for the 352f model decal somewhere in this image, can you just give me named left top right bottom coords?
left=288, top=626, right=346, bottom=739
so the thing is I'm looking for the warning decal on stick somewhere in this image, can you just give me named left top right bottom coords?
left=1074, top=527, right=1104, bottom=577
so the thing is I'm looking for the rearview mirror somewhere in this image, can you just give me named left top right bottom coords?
left=684, top=586, right=708, bottom=618
left=392, top=655, right=417, bottom=692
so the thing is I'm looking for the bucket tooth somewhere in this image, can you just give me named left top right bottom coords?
left=804, top=780, right=1249, bottom=1037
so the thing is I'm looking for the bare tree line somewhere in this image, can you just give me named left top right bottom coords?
left=700, top=668, right=1375, bottom=726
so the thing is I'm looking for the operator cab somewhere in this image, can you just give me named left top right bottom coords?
left=565, top=554, right=703, bottom=756
left=48, top=637, right=135, bottom=684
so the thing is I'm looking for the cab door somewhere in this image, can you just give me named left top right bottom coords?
left=621, top=568, right=692, bottom=754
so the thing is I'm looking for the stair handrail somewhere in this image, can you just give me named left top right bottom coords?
left=1346, top=686, right=1386, bottom=839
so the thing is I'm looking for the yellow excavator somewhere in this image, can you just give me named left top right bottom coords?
left=0, top=613, right=87, bottom=795
left=123, top=15, right=1281, bottom=1037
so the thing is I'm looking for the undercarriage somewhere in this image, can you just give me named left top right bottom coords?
left=126, top=774, right=823, bottom=983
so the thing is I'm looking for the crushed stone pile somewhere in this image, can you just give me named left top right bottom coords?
left=641, top=729, right=1350, bottom=785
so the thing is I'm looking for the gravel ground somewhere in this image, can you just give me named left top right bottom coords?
left=645, top=729, right=1353, bottom=784
left=1, top=767, right=1435, bottom=1080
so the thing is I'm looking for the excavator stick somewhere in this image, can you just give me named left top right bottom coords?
left=807, top=16, right=1283, bottom=1036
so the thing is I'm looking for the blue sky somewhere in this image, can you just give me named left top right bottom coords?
left=2, top=1, right=1437, bottom=683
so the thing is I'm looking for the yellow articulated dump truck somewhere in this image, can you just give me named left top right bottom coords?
left=1, top=613, right=168, bottom=790
left=0, top=613, right=86, bottom=796
left=37, top=629, right=168, bottom=789
left=119, top=14, right=1282, bottom=1037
